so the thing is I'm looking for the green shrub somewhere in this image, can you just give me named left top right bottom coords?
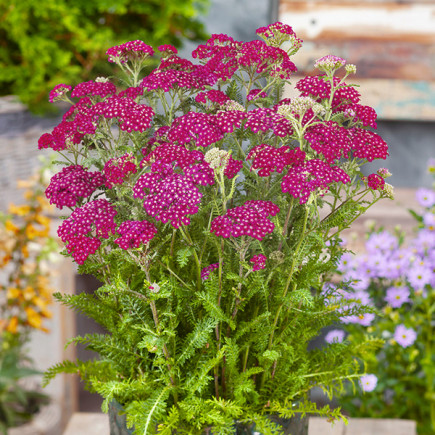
left=0, top=0, right=209, bottom=113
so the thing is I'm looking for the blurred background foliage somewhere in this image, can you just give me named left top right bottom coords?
left=0, top=0, right=209, bottom=114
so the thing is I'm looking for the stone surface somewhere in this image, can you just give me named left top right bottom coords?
left=308, top=417, right=416, bottom=435
left=63, top=413, right=109, bottom=435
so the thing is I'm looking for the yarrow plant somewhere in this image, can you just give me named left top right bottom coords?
left=41, top=22, right=392, bottom=434
left=335, top=159, right=435, bottom=435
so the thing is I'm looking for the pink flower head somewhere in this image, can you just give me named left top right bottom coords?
left=350, top=129, right=389, bottom=162
left=184, top=162, right=215, bottom=186
left=195, top=90, right=229, bottom=106
left=244, top=107, right=293, bottom=138
left=211, top=200, right=279, bottom=241
left=158, top=44, right=178, bottom=55
left=359, top=374, right=377, bottom=392
left=201, top=263, right=219, bottom=280
left=168, top=112, right=224, bottom=147
left=367, top=173, right=385, bottom=190
left=256, top=22, right=296, bottom=39
left=71, top=80, right=117, bottom=99
left=57, top=199, right=117, bottom=264
left=296, top=75, right=360, bottom=109
left=107, top=40, right=154, bottom=63
left=94, top=95, right=154, bottom=133
left=281, top=159, right=350, bottom=204
left=224, top=155, right=243, bottom=179
left=314, top=55, right=346, bottom=71
left=134, top=173, right=202, bottom=228
left=394, top=324, right=417, bottom=348
left=45, top=165, right=105, bottom=209
left=247, top=144, right=305, bottom=177
left=304, top=122, right=351, bottom=164
left=49, top=84, right=72, bottom=103
left=339, top=104, right=377, bottom=129
left=142, top=143, right=203, bottom=171
left=250, top=254, right=266, bottom=271
left=114, top=220, right=158, bottom=250
left=38, top=98, right=99, bottom=151
left=103, top=153, right=137, bottom=188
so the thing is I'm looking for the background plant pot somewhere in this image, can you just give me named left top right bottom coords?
left=9, top=402, right=62, bottom=435
left=108, top=400, right=135, bottom=435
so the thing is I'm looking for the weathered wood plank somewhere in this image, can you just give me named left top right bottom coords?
left=284, top=77, right=435, bottom=120
left=308, top=417, right=416, bottom=435
left=279, top=1, right=435, bottom=80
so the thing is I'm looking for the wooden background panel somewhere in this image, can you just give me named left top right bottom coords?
left=279, top=0, right=435, bottom=120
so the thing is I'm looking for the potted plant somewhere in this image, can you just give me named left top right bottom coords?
left=332, top=159, right=435, bottom=435
left=41, top=22, right=392, bottom=434
left=0, top=167, right=57, bottom=434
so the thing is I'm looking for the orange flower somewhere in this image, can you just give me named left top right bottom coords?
left=21, top=244, right=29, bottom=258
left=25, top=224, right=39, bottom=240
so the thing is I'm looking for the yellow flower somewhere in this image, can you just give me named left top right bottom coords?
left=33, top=296, right=53, bottom=318
left=21, top=244, right=29, bottom=258
left=25, top=306, right=42, bottom=329
left=8, top=204, right=31, bottom=216
left=7, top=287, right=22, bottom=300
left=23, top=286, right=36, bottom=301
left=25, top=224, right=39, bottom=240
left=35, top=214, right=50, bottom=228
left=5, top=220, right=20, bottom=235
left=6, top=316, right=19, bottom=334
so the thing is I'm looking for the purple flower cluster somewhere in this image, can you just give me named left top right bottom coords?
left=114, top=220, right=157, bottom=250
left=281, top=159, right=350, bottom=204
left=201, top=263, right=219, bottom=281
left=71, top=80, right=117, bottom=99
left=103, top=153, right=137, bottom=188
left=250, top=254, right=266, bottom=271
left=49, top=84, right=72, bottom=103
left=57, top=199, right=117, bottom=264
left=106, top=40, right=154, bottom=63
left=211, top=200, right=280, bottom=240
left=133, top=169, right=202, bottom=229
left=247, top=144, right=305, bottom=177
left=45, top=165, right=105, bottom=209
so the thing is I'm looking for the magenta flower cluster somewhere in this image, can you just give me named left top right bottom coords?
left=211, top=201, right=279, bottom=241
left=103, top=153, right=137, bottom=188
left=45, top=165, right=105, bottom=209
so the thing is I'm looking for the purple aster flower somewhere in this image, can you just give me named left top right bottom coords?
left=394, top=324, right=417, bottom=348
left=423, top=212, right=435, bottom=230
left=325, top=329, right=345, bottom=344
left=359, top=374, right=378, bottom=392
left=337, top=252, right=355, bottom=273
left=406, top=264, right=432, bottom=289
left=385, top=286, right=410, bottom=308
left=365, top=231, right=398, bottom=254
left=416, top=188, right=435, bottom=208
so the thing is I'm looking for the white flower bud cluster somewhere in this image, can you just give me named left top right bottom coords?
left=204, top=148, right=230, bottom=170
left=223, top=100, right=246, bottom=112
left=383, top=183, right=394, bottom=200
left=149, top=283, right=160, bottom=293
left=278, top=97, right=316, bottom=117
left=269, top=250, right=284, bottom=264
left=95, top=76, right=110, bottom=83
left=312, top=103, right=326, bottom=116
left=345, top=64, right=357, bottom=75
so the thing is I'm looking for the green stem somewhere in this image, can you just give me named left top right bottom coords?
left=261, top=205, right=309, bottom=389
